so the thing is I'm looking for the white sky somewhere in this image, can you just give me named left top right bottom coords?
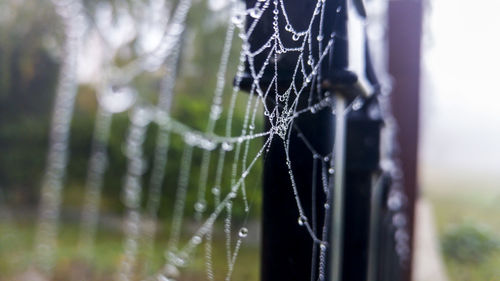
left=420, top=0, right=500, bottom=181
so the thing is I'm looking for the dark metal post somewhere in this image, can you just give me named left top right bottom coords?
left=240, top=0, right=385, bottom=280
left=387, top=1, right=423, bottom=280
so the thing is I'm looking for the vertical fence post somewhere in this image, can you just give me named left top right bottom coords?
left=240, top=0, right=390, bottom=280
left=387, top=1, right=423, bottom=280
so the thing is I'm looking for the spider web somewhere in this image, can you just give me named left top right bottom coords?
left=32, top=0, right=409, bottom=280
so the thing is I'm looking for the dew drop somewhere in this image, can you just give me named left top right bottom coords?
left=232, top=13, right=244, bottom=26
left=210, top=105, right=222, bottom=120
left=387, top=192, right=403, bottom=210
left=98, top=86, right=137, bottom=114
left=211, top=186, right=220, bottom=195
left=130, top=106, right=153, bottom=127
left=298, top=215, right=307, bottom=226
left=222, top=142, right=234, bottom=151
left=192, top=235, right=202, bottom=245
left=317, top=34, right=324, bottom=41
left=336, top=6, right=342, bottom=13
left=352, top=99, right=363, bottom=111
left=292, top=34, right=300, bottom=41
left=323, top=156, right=329, bottom=162
left=238, top=227, right=248, bottom=238
left=174, top=257, right=185, bottom=267
left=392, top=213, right=407, bottom=227
left=163, top=263, right=179, bottom=277
left=200, top=138, right=217, bottom=151
left=249, top=8, right=262, bottom=18
left=328, top=167, right=335, bottom=174
left=285, top=24, right=292, bottom=32
left=194, top=201, right=207, bottom=212
left=157, top=274, right=170, bottom=281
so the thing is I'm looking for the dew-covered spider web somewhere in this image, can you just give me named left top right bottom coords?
left=25, top=0, right=411, bottom=280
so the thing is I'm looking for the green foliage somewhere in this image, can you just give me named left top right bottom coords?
left=0, top=221, right=260, bottom=280
left=441, top=222, right=499, bottom=264
left=0, top=0, right=263, bottom=221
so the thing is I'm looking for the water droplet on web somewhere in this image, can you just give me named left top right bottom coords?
left=184, top=133, right=198, bottom=146
left=298, top=215, right=307, bottom=226
left=210, top=105, right=222, bottom=120
left=130, top=106, right=153, bottom=127
left=317, top=34, right=324, bottom=41
left=352, top=99, right=363, bottom=111
left=328, top=167, right=335, bottom=174
left=238, top=227, right=248, bottom=238
left=162, top=264, right=179, bottom=277
left=292, top=34, right=300, bottom=41
left=200, top=138, right=217, bottom=151
left=388, top=192, right=404, bottom=210
left=285, top=24, right=292, bottom=32
left=211, top=187, right=220, bottom=195
left=392, top=213, right=407, bottom=227
left=232, top=13, right=244, bottom=26
left=98, top=86, right=137, bottom=114
left=336, top=6, right=342, bottom=13
left=324, top=203, right=330, bottom=209
left=222, top=142, right=234, bottom=151
left=174, top=256, right=185, bottom=267
left=167, top=252, right=187, bottom=267
left=194, top=201, right=207, bottom=212
left=323, top=156, right=329, bottom=162
left=192, top=235, right=202, bottom=245
left=320, top=242, right=327, bottom=250
left=158, top=272, right=178, bottom=281
left=249, top=8, right=262, bottom=18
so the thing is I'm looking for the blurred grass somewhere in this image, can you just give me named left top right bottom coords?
left=0, top=219, right=259, bottom=281
left=423, top=174, right=500, bottom=281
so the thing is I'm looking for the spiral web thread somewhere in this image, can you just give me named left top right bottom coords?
left=32, top=0, right=410, bottom=280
